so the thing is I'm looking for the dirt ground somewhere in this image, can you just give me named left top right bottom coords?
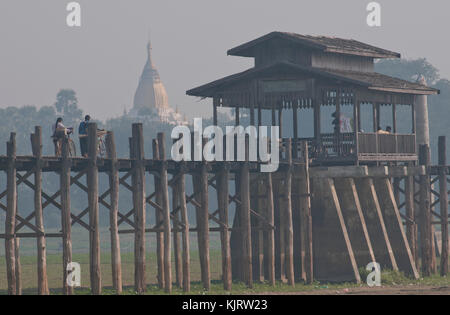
left=261, top=285, right=450, bottom=295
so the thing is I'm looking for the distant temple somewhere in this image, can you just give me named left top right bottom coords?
left=131, top=41, right=185, bottom=124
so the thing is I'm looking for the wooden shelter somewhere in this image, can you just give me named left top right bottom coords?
left=187, top=32, right=439, bottom=165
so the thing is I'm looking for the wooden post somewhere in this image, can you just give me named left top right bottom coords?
left=31, top=127, right=49, bottom=295
left=132, top=123, right=146, bottom=293
left=240, top=137, right=253, bottom=288
left=284, top=140, right=295, bottom=286
left=405, top=163, right=417, bottom=264
left=87, top=123, right=101, bottom=294
left=178, top=165, right=190, bottom=292
left=217, top=165, right=231, bottom=291
left=172, top=179, right=182, bottom=288
left=5, top=133, right=17, bottom=295
left=158, top=132, right=172, bottom=293
left=299, top=141, right=313, bottom=283
left=106, top=131, right=122, bottom=294
left=152, top=139, right=164, bottom=289
left=419, top=144, right=432, bottom=276
left=200, top=159, right=211, bottom=290
left=14, top=236, right=21, bottom=295
left=439, top=136, right=448, bottom=276
left=60, top=136, right=73, bottom=295
left=265, top=172, right=275, bottom=286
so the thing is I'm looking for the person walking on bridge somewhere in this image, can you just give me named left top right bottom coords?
left=79, top=115, right=90, bottom=157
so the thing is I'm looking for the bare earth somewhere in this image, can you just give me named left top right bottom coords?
left=260, top=285, right=450, bottom=295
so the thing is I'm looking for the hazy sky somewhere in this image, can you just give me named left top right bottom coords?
left=0, top=0, right=449, bottom=120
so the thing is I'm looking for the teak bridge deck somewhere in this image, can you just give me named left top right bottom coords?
left=0, top=124, right=448, bottom=295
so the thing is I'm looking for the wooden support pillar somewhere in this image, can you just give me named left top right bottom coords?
left=405, top=165, right=417, bottom=264
left=60, top=136, right=73, bottom=295
left=31, top=127, right=49, bottom=295
left=255, top=179, right=265, bottom=283
left=172, top=178, right=182, bottom=289
left=265, top=173, right=276, bottom=286
left=158, top=132, right=172, bottom=293
left=298, top=141, right=313, bottom=284
left=152, top=139, right=164, bottom=289
left=213, top=98, right=218, bottom=126
left=334, top=178, right=376, bottom=267
left=197, top=160, right=211, bottom=290
left=311, top=177, right=361, bottom=283
left=392, top=104, right=397, bottom=133
left=131, top=124, right=146, bottom=293
left=5, top=133, right=17, bottom=295
left=373, top=177, right=419, bottom=278
left=438, top=136, right=448, bottom=276
left=278, top=106, right=283, bottom=139
left=419, top=144, right=432, bottom=276
left=240, top=139, right=252, bottom=288
left=87, top=123, right=101, bottom=294
left=14, top=236, right=21, bottom=295
left=178, top=165, right=190, bottom=292
left=106, top=131, right=122, bottom=294
left=354, top=178, right=398, bottom=271
left=217, top=165, right=232, bottom=291
left=284, top=140, right=295, bottom=286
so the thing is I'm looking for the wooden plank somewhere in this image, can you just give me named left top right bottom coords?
left=217, top=165, right=232, bottom=291
left=5, top=133, right=17, bottom=295
left=132, top=124, right=146, bottom=293
left=199, top=161, right=211, bottom=290
left=158, top=132, right=172, bottom=293
left=438, top=137, right=448, bottom=276
left=87, top=123, right=102, bottom=294
left=172, top=177, right=182, bottom=288
left=106, top=131, right=122, bottom=294
left=60, top=137, right=73, bottom=295
left=32, top=127, right=49, bottom=295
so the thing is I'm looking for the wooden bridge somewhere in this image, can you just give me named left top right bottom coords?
left=0, top=124, right=448, bottom=295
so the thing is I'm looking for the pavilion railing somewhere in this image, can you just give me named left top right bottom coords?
left=358, top=133, right=416, bottom=155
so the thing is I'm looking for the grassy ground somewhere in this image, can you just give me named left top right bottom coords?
left=1, top=227, right=449, bottom=295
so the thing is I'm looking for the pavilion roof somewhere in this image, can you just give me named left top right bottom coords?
left=186, top=61, right=439, bottom=98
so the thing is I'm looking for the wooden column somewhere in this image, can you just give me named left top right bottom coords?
left=213, top=98, right=218, bottom=126
left=158, top=132, right=172, bottom=293
left=419, top=144, right=432, bottom=276
left=131, top=123, right=146, bottom=293
left=106, top=131, right=122, bottom=294
left=265, top=172, right=275, bottom=286
left=439, top=136, right=448, bottom=276
left=60, top=136, right=73, bottom=295
left=87, top=123, right=101, bottom=294
left=278, top=106, right=283, bottom=139
left=217, top=165, right=231, bottom=291
left=299, top=141, right=313, bottom=283
left=405, top=163, right=417, bottom=263
left=200, top=160, right=211, bottom=290
left=178, top=165, right=190, bottom=292
left=392, top=104, right=397, bottom=133
left=172, top=179, right=182, bottom=288
left=284, top=140, right=295, bottom=286
left=14, top=236, right=21, bottom=295
left=31, top=127, right=49, bottom=295
left=5, top=133, right=17, bottom=295
left=152, top=139, right=164, bottom=289
left=240, top=138, right=253, bottom=288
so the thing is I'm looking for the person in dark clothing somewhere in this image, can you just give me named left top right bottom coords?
left=79, top=115, right=90, bottom=157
